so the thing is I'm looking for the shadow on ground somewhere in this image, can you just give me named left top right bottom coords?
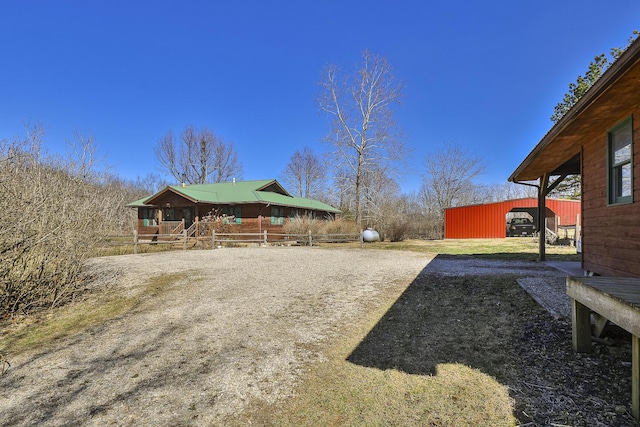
left=346, top=254, right=540, bottom=378
left=346, top=254, right=634, bottom=426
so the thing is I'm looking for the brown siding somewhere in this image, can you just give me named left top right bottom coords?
left=137, top=202, right=335, bottom=236
left=137, top=222, right=159, bottom=236
left=581, top=111, right=640, bottom=277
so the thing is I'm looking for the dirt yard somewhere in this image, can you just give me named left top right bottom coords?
left=0, top=248, right=430, bottom=426
left=0, top=247, right=635, bottom=426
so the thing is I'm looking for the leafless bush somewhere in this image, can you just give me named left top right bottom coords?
left=322, top=218, right=360, bottom=235
left=0, top=125, right=132, bottom=317
left=283, top=216, right=325, bottom=235
left=380, top=218, right=411, bottom=242
left=284, top=216, right=359, bottom=237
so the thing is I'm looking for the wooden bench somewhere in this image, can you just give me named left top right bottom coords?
left=566, top=276, right=640, bottom=419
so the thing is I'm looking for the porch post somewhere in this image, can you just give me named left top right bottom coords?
left=538, top=174, right=549, bottom=262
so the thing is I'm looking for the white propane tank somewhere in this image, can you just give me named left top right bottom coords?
left=362, top=229, right=380, bottom=242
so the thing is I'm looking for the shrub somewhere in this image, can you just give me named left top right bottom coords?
left=322, top=218, right=360, bottom=235
left=284, top=216, right=360, bottom=240
left=380, top=218, right=412, bottom=242
left=0, top=126, right=131, bottom=317
left=283, top=216, right=324, bottom=235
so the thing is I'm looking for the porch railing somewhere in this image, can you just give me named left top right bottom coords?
left=185, top=222, right=197, bottom=237
left=159, top=220, right=184, bottom=235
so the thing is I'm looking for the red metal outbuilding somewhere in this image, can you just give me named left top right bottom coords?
left=444, top=198, right=581, bottom=239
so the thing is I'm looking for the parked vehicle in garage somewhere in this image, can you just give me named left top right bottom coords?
left=506, top=217, right=536, bottom=237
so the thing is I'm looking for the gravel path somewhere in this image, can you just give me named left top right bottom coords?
left=0, top=247, right=431, bottom=426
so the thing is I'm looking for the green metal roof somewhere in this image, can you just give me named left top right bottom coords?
left=127, top=179, right=341, bottom=213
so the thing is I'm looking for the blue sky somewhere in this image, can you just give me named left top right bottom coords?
left=2, top=1, right=639, bottom=194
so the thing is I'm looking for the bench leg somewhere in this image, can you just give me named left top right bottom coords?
left=633, top=335, right=640, bottom=419
left=572, top=298, right=592, bottom=353
left=593, top=313, right=609, bottom=338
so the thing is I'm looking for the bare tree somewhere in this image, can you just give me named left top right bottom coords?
left=420, top=143, right=486, bottom=221
left=319, top=50, right=405, bottom=225
left=361, top=165, right=398, bottom=223
left=155, top=125, right=243, bottom=184
left=132, top=172, right=170, bottom=195
left=472, top=181, right=538, bottom=203
left=281, top=146, right=327, bottom=199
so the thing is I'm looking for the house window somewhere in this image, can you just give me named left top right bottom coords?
left=234, top=206, right=242, bottom=224
left=271, top=207, right=284, bottom=225
left=608, top=117, right=633, bottom=205
left=142, top=208, right=157, bottom=226
left=221, top=206, right=241, bottom=224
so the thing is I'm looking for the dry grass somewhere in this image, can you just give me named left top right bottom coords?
left=328, top=237, right=580, bottom=261
left=0, top=272, right=189, bottom=357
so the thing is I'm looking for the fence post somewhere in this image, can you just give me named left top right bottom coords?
left=212, top=230, right=216, bottom=249
left=360, top=229, right=363, bottom=248
left=263, top=230, right=267, bottom=246
left=134, top=230, right=138, bottom=255
left=308, top=230, right=312, bottom=247
left=183, top=230, right=187, bottom=251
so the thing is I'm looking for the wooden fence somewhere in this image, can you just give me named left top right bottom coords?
left=128, top=230, right=363, bottom=254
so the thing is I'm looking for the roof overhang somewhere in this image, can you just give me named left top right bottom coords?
left=510, top=37, right=640, bottom=183
left=143, top=186, right=199, bottom=205
left=256, top=180, right=291, bottom=196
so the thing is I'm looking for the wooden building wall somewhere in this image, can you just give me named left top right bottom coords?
left=135, top=200, right=333, bottom=236
left=581, top=110, right=640, bottom=277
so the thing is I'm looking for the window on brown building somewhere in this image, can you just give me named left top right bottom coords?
left=608, top=117, right=633, bottom=205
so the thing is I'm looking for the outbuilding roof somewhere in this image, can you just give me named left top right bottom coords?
left=127, top=179, right=341, bottom=213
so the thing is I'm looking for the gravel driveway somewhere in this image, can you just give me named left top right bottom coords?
left=0, top=247, right=431, bottom=426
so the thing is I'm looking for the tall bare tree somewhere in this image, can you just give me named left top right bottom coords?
left=420, top=143, right=486, bottom=221
left=319, top=50, right=405, bottom=225
left=281, top=146, right=327, bottom=199
left=155, top=125, right=243, bottom=184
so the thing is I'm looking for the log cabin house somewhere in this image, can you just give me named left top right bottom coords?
left=509, top=37, right=640, bottom=277
left=127, top=179, right=341, bottom=238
